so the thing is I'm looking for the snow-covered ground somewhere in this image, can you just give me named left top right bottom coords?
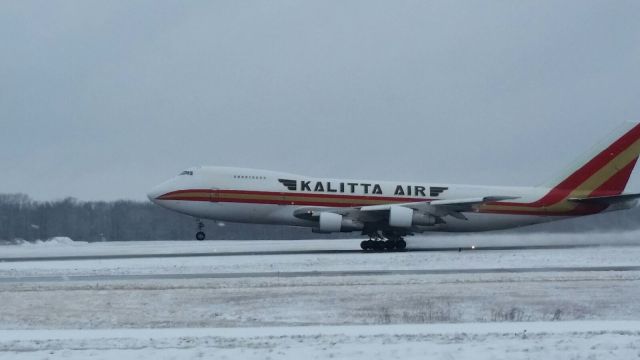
left=3, top=230, right=640, bottom=258
left=2, top=236, right=640, bottom=278
left=2, top=233, right=640, bottom=358
left=2, top=321, right=640, bottom=360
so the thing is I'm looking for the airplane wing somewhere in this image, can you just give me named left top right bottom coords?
left=568, top=193, right=640, bottom=205
left=359, top=196, right=519, bottom=220
left=293, top=196, right=518, bottom=222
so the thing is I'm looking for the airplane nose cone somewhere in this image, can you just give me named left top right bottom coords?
left=148, top=177, right=182, bottom=205
left=147, top=185, right=164, bottom=203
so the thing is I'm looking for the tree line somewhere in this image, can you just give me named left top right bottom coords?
left=1, top=193, right=639, bottom=242
left=0, top=193, right=341, bottom=242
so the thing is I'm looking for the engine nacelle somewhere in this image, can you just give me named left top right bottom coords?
left=389, top=206, right=437, bottom=228
left=389, top=206, right=413, bottom=227
left=316, top=212, right=364, bottom=233
left=319, top=212, right=343, bottom=232
left=412, top=212, right=438, bottom=226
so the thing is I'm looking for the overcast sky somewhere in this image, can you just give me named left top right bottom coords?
left=1, top=1, right=640, bottom=201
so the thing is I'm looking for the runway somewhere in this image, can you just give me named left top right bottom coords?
left=1, top=265, right=639, bottom=284
left=0, top=244, right=602, bottom=263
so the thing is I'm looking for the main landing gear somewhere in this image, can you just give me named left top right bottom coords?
left=360, top=232, right=407, bottom=252
left=195, top=219, right=206, bottom=241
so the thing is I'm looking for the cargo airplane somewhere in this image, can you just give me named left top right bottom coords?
left=148, top=122, right=640, bottom=251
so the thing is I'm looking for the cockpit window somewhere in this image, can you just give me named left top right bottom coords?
left=179, top=171, right=194, bottom=176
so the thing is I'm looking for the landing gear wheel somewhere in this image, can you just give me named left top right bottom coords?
left=195, top=219, right=206, bottom=241
left=396, top=239, right=407, bottom=251
left=374, top=241, right=385, bottom=252
left=384, top=240, right=396, bottom=251
left=362, top=240, right=376, bottom=251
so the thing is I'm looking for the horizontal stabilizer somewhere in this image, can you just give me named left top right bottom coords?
left=568, top=193, right=640, bottom=205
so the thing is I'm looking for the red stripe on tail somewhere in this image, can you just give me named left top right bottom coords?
left=589, top=157, right=639, bottom=197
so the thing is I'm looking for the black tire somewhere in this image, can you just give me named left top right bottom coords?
left=360, top=241, right=368, bottom=251
left=366, top=240, right=375, bottom=251
left=384, top=240, right=395, bottom=251
left=196, top=231, right=206, bottom=241
left=396, top=239, right=407, bottom=250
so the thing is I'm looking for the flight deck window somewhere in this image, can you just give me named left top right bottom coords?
left=179, top=171, right=193, bottom=176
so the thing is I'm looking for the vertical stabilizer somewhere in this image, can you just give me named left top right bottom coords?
left=546, top=122, right=640, bottom=198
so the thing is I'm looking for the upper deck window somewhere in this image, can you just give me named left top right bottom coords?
left=234, top=175, right=266, bottom=180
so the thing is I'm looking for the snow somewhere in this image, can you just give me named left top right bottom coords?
left=3, top=230, right=640, bottom=258
left=1, top=239, right=640, bottom=278
left=1, top=322, right=639, bottom=360
left=9, top=236, right=82, bottom=247
left=2, top=233, right=640, bottom=358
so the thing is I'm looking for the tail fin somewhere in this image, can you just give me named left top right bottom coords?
left=547, top=122, right=640, bottom=198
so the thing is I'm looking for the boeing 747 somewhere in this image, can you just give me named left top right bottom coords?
left=148, top=122, right=640, bottom=251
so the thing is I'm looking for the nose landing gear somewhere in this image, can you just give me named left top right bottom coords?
left=195, top=219, right=206, bottom=241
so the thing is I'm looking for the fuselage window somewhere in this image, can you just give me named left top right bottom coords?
left=233, top=175, right=266, bottom=180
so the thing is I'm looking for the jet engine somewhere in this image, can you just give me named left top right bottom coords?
left=388, top=206, right=437, bottom=228
left=316, top=212, right=363, bottom=233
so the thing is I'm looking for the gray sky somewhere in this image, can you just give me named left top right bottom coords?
left=1, top=1, right=640, bottom=201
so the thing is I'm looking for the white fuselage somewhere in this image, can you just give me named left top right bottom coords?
left=147, top=123, right=640, bottom=241
left=147, top=166, right=587, bottom=233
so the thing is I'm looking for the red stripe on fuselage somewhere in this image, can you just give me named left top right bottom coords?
left=157, top=189, right=608, bottom=216
left=158, top=189, right=431, bottom=207
left=161, top=189, right=429, bottom=202
left=220, top=189, right=429, bottom=202
left=480, top=204, right=607, bottom=217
